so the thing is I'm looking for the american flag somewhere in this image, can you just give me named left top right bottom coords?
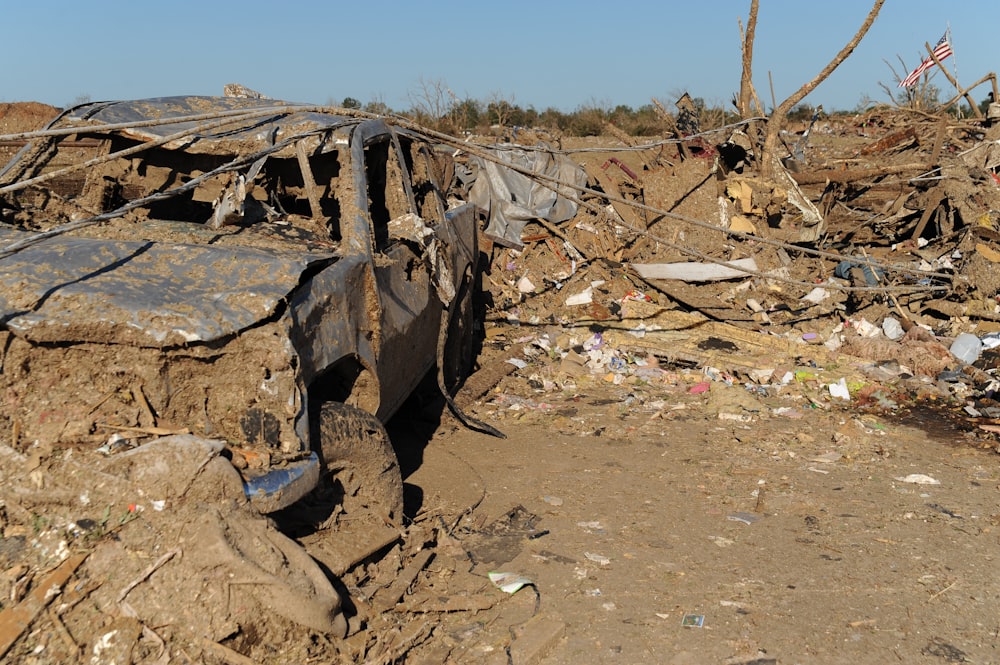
left=899, top=32, right=953, bottom=88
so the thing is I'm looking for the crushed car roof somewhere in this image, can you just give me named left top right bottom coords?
left=62, top=96, right=360, bottom=155
left=0, top=96, right=359, bottom=345
left=0, top=225, right=335, bottom=346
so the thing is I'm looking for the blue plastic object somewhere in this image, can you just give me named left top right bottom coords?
left=241, top=451, right=320, bottom=512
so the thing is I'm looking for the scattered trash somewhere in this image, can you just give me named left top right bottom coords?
left=708, top=535, right=735, bottom=548
left=949, top=333, right=983, bottom=364
left=7, top=64, right=1000, bottom=662
left=895, top=474, right=941, bottom=485
left=584, top=552, right=611, bottom=566
left=96, top=433, right=132, bottom=456
left=727, top=512, right=760, bottom=525
left=882, top=317, right=905, bottom=341
left=565, top=287, right=594, bottom=307
left=801, top=287, right=830, bottom=304
left=577, top=521, right=606, bottom=532
left=982, top=332, right=1000, bottom=351
left=927, top=503, right=962, bottom=519
left=680, top=614, right=705, bottom=628
left=829, top=378, right=851, bottom=400
left=488, top=572, right=534, bottom=594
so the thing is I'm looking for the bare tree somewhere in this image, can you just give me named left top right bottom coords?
left=486, top=90, right=517, bottom=128
left=407, top=77, right=454, bottom=126
left=879, top=56, right=941, bottom=112
left=737, top=0, right=759, bottom=118
left=760, top=0, right=885, bottom=176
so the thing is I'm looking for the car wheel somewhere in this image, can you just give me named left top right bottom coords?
left=314, top=402, right=404, bottom=527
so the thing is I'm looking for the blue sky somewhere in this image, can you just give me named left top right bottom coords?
left=4, top=1, right=994, bottom=113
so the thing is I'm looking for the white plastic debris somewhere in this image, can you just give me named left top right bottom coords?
left=488, top=571, right=533, bottom=594
left=828, top=378, right=850, bottom=400
left=882, top=316, right=904, bottom=341
left=801, top=287, right=829, bottom=304
left=584, top=552, right=611, bottom=566
left=949, top=333, right=982, bottom=364
left=853, top=318, right=882, bottom=338
left=517, top=276, right=536, bottom=293
left=565, top=287, right=594, bottom=306
left=895, top=474, right=940, bottom=485
left=982, top=332, right=1000, bottom=350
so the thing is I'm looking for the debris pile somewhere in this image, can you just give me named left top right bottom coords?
left=6, top=92, right=1000, bottom=662
left=457, top=101, right=1000, bottom=442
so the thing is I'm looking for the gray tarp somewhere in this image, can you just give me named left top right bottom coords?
left=467, top=145, right=587, bottom=249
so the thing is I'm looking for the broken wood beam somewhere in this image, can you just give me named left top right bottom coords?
left=940, top=72, right=998, bottom=117
left=859, top=127, right=917, bottom=155
left=925, top=41, right=983, bottom=118
left=295, top=141, right=326, bottom=221
left=910, top=190, right=946, bottom=240
left=591, top=168, right=644, bottom=230
left=0, top=553, right=87, bottom=660
left=790, top=163, right=928, bottom=186
left=372, top=549, right=435, bottom=613
left=929, top=115, right=948, bottom=165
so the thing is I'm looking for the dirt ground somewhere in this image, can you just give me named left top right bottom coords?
left=398, top=365, right=1000, bottom=665
left=2, top=101, right=1000, bottom=664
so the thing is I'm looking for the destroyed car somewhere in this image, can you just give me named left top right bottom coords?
left=0, top=96, right=479, bottom=519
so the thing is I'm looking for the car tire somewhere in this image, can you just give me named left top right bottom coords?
left=314, top=402, right=404, bottom=526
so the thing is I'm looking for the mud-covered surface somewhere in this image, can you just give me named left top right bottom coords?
left=4, top=100, right=1000, bottom=664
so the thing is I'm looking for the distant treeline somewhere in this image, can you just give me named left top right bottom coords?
left=335, top=85, right=992, bottom=137
left=334, top=92, right=856, bottom=137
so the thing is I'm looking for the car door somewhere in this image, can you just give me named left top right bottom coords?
left=358, top=130, right=443, bottom=420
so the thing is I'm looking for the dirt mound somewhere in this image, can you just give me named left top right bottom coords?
left=0, top=102, right=59, bottom=134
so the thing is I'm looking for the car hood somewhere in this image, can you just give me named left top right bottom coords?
left=0, top=227, right=335, bottom=346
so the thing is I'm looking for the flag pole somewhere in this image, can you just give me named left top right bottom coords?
left=947, top=23, right=956, bottom=89
left=926, top=27, right=983, bottom=118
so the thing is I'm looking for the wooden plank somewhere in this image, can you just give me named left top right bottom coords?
left=372, top=549, right=434, bottom=613
left=0, top=553, right=87, bottom=660
left=591, top=169, right=643, bottom=229
left=632, top=257, right=758, bottom=282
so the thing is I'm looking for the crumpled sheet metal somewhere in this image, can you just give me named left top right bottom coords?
left=64, top=96, right=354, bottom=157
left=0, top=226, right=334, bottom=346
left=467, top=144, right=587, bottom=249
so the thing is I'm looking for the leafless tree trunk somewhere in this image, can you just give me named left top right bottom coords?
left=760, top=0, right=885, bottom=177
left=737, top=0, right=759, bottom=118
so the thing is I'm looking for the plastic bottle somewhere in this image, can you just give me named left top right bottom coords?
left=949, top=333, right=982, bottom=364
